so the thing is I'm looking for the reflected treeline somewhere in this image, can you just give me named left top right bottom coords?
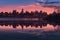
left=0, top=21, right=47, bottom=29
left=0, top=21, right=59, bottom=29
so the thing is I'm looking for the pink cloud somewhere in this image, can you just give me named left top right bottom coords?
left=0, top=4, right=55, bottom=14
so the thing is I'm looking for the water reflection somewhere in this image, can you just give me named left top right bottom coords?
left=0, top=22, right=60, bottom=40
left=0, top=24, right=59, bottom=33
left=0, top=21, right=47, bottom=28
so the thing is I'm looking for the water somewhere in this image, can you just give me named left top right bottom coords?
left=0, top=18, right=58, bottom=40
left=0, top=23, right=60, bottom=40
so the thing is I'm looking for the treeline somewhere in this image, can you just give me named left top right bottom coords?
left=46, top=11, right=60, bottom=24
left=0, top=9, right=47, bottom=18
left=0, top=9, right=60, bottom=19
left=0, top=9, right=60, bottom=23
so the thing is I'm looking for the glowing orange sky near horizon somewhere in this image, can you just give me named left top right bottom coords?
left=0, top=4, right=56, bottom=14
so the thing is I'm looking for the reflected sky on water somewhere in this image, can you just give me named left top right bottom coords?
left=0, top=24, right=59, bottom=34
left=0, top=24, right=60, bottom=40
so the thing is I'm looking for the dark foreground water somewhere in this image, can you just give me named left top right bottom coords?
left=0, top=24, right=60, bottom=40
left=1, top=31, right=60, bottom=40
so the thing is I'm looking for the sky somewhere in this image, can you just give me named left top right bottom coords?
left=0, top=0, right=60, bottom=5
left=0, top=0, right=36, bottom=5
left=0, top=0, right=60, bottom=14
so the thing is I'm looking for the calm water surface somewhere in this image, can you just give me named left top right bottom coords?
left=0, top=24, right=60, bottom=40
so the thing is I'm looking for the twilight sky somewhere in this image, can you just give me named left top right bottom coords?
left=0, top=0, right=60, bottom=14
left=0, top=0, right=60, bottom=5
